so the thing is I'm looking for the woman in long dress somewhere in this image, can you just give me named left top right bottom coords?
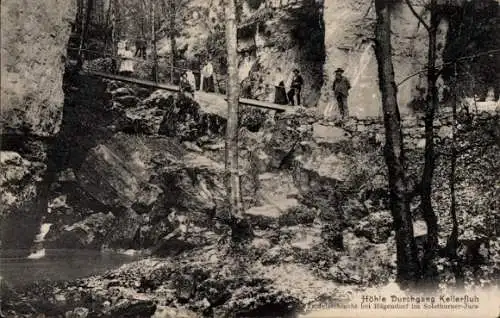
left=201, top=61, right=215, bottom=92
left=118, top=43, right=135, bottom=76
left=274, top=67, right=288, bottom=105
left=180, top=71, right=196, bottom=97
left=186, top=70, right=196, bottom=93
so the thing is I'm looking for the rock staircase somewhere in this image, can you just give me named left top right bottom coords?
left=243, top=171, right=325, bottom=257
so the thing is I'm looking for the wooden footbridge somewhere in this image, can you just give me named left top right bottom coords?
left=69, top=45, right=291, bottom=113
left=82, top=70, right=290, bottom=113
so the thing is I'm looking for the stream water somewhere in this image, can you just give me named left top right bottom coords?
left=0, top=249, right=138, bottom=288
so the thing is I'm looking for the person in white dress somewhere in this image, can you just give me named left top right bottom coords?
left=200, top=60, right=215, bottom=92
left=186, top=70, right=196, bottom=93
left=118, top=43, right=136, bottom=75
left=180, top=71, right=196, bottom=97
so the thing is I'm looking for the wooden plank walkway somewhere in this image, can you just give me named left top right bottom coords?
left=82, top=70, right=180, bottom=92
left=81, top=70, right=289, bottom=112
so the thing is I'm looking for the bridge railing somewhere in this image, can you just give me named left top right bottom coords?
left=67, top=47, right=269, bottom=97
left=68, top=47, right=232, bottom=93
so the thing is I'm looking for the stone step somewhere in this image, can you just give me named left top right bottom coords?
left=245, top=198, right=299, bottom=219
left=256, top=173, right=299, bottom=205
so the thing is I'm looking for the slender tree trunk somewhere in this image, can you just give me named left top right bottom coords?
left=170, top=33, right=176, bottom=82
left=141, top=0, right=146, bottom=37
left=420, top=1, right=440, bottom=287
left=169, top=2, right=177, bottom=83
left=225, top=0, right=252, bottom=242
left=151, top=0, right=158, bottom=82
left=447, top=63, right=464, bottom=289
left=79, top=0, right=95, bottom=56
left=374, top=0, right=421, bottom=289
left=110, top=0, right=117, bottom=72
left=103, top=0, right=113, bottom=53
left=77, top=0, right=85, bottom=32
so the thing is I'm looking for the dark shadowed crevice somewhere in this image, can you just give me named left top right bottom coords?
left=442, top=0, right=500, bottom=100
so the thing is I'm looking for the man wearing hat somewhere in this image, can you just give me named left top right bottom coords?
left=332, top=68, right=351, bottom=119
left=287, top=69, right=304, bottom=106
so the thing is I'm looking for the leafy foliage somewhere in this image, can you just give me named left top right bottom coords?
left=246, top=0, right=264, bottom=10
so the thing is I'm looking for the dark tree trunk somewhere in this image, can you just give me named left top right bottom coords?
left=151, top=0, right=158, bottom=82
left=169, top=2, right=177, bottom=83
left=79, top=0, right=95, bottom=56
left=103, top=0, right=113, bottom=52
left=170, top=33, right=176, bottom=82
left=446, top=64, right=464, bottom=289
left=374, top=0, right=421, bottom=289
left=225, top=0, right=252, bottom=243
left=77, top=0, right=85, bottom=32
left=420, top=1, right=440, bottom=288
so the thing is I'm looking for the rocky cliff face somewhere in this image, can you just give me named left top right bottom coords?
left=0, top=0, right=76, bottom=249
left=318, top=0, right=451, bottom=117
left=1, top=0, right=76, bottom=136
left=152, top=0, right=497, bottom=116
left=215, top=0, right=450, bottom=116
left=236, top=0, right=325, bottom=106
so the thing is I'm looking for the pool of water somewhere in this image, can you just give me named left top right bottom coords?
left=0, top=249, right=139, bottom=288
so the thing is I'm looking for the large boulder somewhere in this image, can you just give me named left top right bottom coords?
left=0, top=151, right=46, bottom=248
left=119, top=90, right=176, bottom=135
left=47, top=132, right=226, bottom=250
left=157, top=93, right=227, bottom=141
left=157, top=153, right=226, bottom=220
left=77, top=144, right=144, bottom=208
left=45, top=212, right=115, bottom=249
left=295, top=152, right=351, bottom=187
left=75, top=133, right=184, bottom=209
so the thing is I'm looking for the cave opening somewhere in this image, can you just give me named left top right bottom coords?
left=282, top=1, right=326, bottom=105
left=442, top=0, right=500, bottom=101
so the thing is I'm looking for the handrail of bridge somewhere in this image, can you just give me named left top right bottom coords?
left=69, top=47, right=268, bottom=89
left=80, top=69, right=289, bottom=112
left=69, top=47, right=229, bottom=82
left=82, top=70, right=179, bottom=92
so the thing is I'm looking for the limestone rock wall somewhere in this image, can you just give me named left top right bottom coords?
left=1, top=0, right=76, bottom=136
left=236, top=1, right=325, bottom=106
left=0, top=0, right=76, bottom=249
left=233, top=0, right=451, bottom=116
left=318, top=0, right=449, bottom=118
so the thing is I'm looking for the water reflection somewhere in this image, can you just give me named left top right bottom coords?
left=0, top=249, right=138, bottom=287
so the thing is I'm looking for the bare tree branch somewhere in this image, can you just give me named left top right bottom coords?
left=404, top=0, right=430, bottom=31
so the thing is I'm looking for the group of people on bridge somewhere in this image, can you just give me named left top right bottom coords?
left=179, top=58, right=217, bottom=96
left=114, top=36, right=352, bottom=119
left=272, top=67, right=351, bottom=119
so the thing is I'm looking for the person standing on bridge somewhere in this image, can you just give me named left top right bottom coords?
left=287, top=69, right=303, bottom=106
left=192, top=53, right=202, bottom=90
left=274, top=67, right=288, bottom=105
left=118, top=43, right=135, bottom=76
left=201, top=59, right=215, bottom=93
left=180, top=72, right=195, bottom=97
left=135, top=36, right=147, bottom=60
left=186, top=70, right=196, bottom=95
left=332, top=68, right=351, bottom=120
